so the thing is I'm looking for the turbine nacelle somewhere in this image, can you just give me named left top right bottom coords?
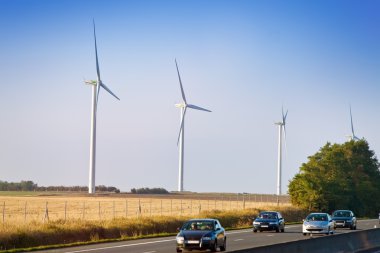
left=84, top=80, right=97, bottom=86
left=175, top=103, right=186, bottom=108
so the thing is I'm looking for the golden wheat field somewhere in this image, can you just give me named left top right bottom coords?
left=0, top=192, right=291, bottom=224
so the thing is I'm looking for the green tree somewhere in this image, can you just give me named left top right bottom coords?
left=288, top=140, right=380, bottom=217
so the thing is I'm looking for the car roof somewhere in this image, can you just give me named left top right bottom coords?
left=187, top=218, right=218, bottom=222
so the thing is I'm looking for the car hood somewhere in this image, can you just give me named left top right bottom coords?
left=254, top=218, right=278, bottom=223
left=180, top=230, right=212, bottom=240
left=304, top=221, right=329, bottom=226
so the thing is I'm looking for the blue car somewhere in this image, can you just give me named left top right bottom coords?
left=332, top=210, right=357, bottom=230
left=253, top=211, right=285, bottom=233
left=176, top=219, right=226, bottom=252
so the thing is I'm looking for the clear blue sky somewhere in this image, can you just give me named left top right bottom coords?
left=1, top=0, right=379, bottom=194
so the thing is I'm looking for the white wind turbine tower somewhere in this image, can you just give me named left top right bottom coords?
left=85, top=21, right=120, bottom=194
left=348, top=105, right=360, bottom=141
left=174, top=59, right=211, bottom=192
left=275, top=107, right=288, bottom=196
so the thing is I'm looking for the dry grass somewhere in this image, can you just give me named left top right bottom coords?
left=0, top=193, right=291, bottom=223
left=0, top=192, right=295, bottom=251
left=0, top=205, right=306, bottom=251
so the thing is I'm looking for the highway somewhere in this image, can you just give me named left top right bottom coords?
left=36, top=219, right=379, bottom=253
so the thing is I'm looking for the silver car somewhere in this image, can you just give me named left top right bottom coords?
left=302, top=213, right=335, bottom=236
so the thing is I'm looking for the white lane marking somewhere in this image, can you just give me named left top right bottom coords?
left=266, top=235, right=274, bottom=237
left=142, top=251, right=156, bottom=253
left=234, top=239, right=244, bottom=241
left=62, top=239, right=174, bottom=253
left=227, top=225, right=301, bottom=235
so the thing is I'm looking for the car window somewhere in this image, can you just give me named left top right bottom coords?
left=333, top=211, right=351, bottom=217
left=259, top=212, right=277, bottom=219
left=182, top=221, right=215, bottom=231
left=306, top=214, right=328, bottom=221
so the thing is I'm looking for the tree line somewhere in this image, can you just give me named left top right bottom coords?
left=0, top=180, right=120, bottom=193
left=288, top=139, right=380, bottom=217
left=130, top=187, right=169, bottom=194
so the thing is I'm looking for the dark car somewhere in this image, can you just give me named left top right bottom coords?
left=176, top=219, right=226, bottom=252
left=253, top=211, right=285, bottom=233
left=332, top=210, right=357, bottom=230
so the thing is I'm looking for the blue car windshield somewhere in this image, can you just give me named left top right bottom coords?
left=182, top=221, right=214, bottom=231
left=333, top=211, right=351, bottom=217
left=258, top=213, right=277, bottom=219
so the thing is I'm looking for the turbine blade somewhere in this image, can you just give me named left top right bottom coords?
left=93, top=20, right=101, bottom=105
left=177, top=106, right=187, bottom=145
left=282, top=109, right=288, bottom=124
left=93, top=20, right=101, bottom=81
left=175, top=59, right=187, bottom=103
left=187, top=104, right=212, bottom=112
left=100, top=82, right=120, bottom=100
left=350, top=105, right=355, bottom=137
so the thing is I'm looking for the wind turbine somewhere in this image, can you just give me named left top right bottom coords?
left=348, top=105, right=360, bottom=141
left=84, top=21, right=120, bottom=194
left=274, top=107, right=287, bottom=196
left=174, top=59, right=211, bottom=192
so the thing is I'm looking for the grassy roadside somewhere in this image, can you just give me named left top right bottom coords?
left=0, top=206, right=307, bottom=252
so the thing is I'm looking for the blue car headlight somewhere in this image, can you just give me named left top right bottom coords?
left=176, top=236, right=184, bottom=244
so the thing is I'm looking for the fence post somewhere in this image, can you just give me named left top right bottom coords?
left=64, top=201, right=67, bottom=222
left=125, top=199, right=128, bottom=218
left=138, top=199, right=141, bottom=217
left=2, top=202, right=4, bottom=223
left=82, top=202, right=85, bottom=220
left=98, top=201, right=101, bottom=220
left=43, top=201, right=49, bottom=223
left=113, top=201, right=115, bottom=219
left=24, top=201, right=27, bottom=222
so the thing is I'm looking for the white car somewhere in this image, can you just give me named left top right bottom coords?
left=302, top=213, right=335, bottom=236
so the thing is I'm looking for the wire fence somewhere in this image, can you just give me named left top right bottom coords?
left=0, top=194, right=290, bottom=223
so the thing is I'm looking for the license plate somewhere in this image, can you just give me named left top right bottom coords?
left=187, top=240, right=199, bottom=244
left=261, top=225, right=268, bottom=227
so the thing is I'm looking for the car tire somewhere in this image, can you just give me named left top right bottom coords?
left=220, top=238, right=226, bottom=251
left=303, top=233, right=307, bottom=236
left=176, top=248, right=182, bottom=252
left=276, top=227, right=280, bottom=232
left=210, top=240, right=217, bottom=252
left=281, top=227, right=285, bottom=232
left=253, top=229, right=257, bottom=233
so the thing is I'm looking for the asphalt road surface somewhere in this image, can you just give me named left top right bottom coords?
left=36, top=219, right=379, bottom=253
